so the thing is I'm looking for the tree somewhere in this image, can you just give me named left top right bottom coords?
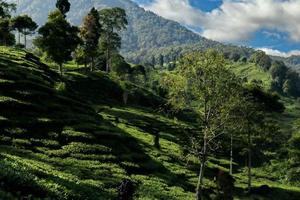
left=79, top=7, right=101, bottom=71
left=111, top=54, right=131, bottom=76
left=0, top=19, right=14, bottom=45
left=288, top=131, right=300, bottom=183
left=231, top=93, right=263, bottom=192
left=283, top=70, right=300, bottom=97
left=99, top=7, right=127, bottom=72
left=11, top=15, right=38, bottom=48
left=56, top=0, right=70, bottom=17
left=159, top=54, right=164, bottom=67
left=0, top=1, right=16, bottom=18
left=34, top=10, right=80, bottom=75
left=0, top=1, right=16, bottom=46
left=250, top=51, right=271, bottom=70
left=162, top=51, right=243, bottom=200
left=269, top=61, right=287, bottom=80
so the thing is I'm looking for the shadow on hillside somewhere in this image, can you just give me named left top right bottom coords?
left=234, top=185, right=300, bottom=200
left=101, top=107, right=189, bottom=145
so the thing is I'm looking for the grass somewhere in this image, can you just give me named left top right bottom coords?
left=0, top=46, right=300, bottom=199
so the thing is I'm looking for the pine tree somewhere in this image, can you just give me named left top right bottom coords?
left=99, top=8, right=127, bottom=72
left=79, top=7, right=101, bottom=71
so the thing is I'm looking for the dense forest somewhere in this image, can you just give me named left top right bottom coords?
left=1, top=0, right=300, bottom=200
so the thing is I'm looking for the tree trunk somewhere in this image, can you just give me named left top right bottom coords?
left=196, top=157, right=206, bottom=200
left=18, top=31, right=21, bottom=45
left=90, top=56, right=94, bottom=72
left=154, top=132, right=160, bottom=149
left=84, top=57, right=87, bottom=72
left=196, top=134, right=207, bottom=200
left=24, top=34, right=27, bottom=48
left=106, top=49, right=110, bottom=73
left=59, top=63, right=63, bottom=76
left=230, top=133, right=233, bottom=175
left=247, top=129, right=252, bottom=192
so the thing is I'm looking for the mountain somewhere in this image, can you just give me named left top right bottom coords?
left=8, top=0, right=214, bottom=54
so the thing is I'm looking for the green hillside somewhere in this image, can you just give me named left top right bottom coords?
left=1, top=47, right=300, bottom=200
left=229, top=62, right=273, bottom=89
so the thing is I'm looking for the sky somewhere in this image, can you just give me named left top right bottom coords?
left=132, top=0, right=300, bottom=57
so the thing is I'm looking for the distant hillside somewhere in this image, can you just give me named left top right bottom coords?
left=8, top=0, right=213, bottom=54
left=272, top=55, right=300, bottom=73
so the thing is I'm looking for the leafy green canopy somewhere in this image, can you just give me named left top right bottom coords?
left=11, top=15, right=38, bottom=47
left=34, top=10, right=80, bottom=73
left=99, top=7, right=128, bottom=72
left=78, top=7, right=101, bottom=71
left=162, top=50, right=245, bottom=199
left=0, top=0, right=16, bottom=46
left=0, top=0, right=15, bottom=18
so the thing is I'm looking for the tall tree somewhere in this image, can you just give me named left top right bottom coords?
left=79, top=7, right=101, bottom=71
left=159, top=54, right=164, bottom=68
left=162, top=51, right=243, bottom=200
left=99, top=7, right=127, bottom=72
left=11, top=15, right=38, bottom=48
left=0, top=0, right=16, bottom=18
left=230, top=91, right=263, bottom=192
left=56, top=0, right=70, bottom=17
left=34, top=10, right=80, bottom=75
left=0, top=19, right=14, bottom=45
left=0, top=0, right=16, bottom=46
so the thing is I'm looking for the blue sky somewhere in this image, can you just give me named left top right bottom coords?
left=132, top=0, right=300, bottom=57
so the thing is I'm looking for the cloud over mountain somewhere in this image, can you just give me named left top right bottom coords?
left=144, top=0, right=300, bottom=43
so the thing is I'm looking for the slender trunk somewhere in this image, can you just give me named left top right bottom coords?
left=90, top=56, right=94, bottom=72
left=196, top=158, right=206, bottom=200
left=230, top=133, right=233, bottom=175
left=105, top=32, right=110, bottom=73
left=18, top=31, right=21, bottom=45
left=106, top=49, right=109, bottom=73
left=84, top=57, right=87, bottom=72
left=247, top=127, right=252, bottom=192
left=196, top=133, right=207, bottom=200
left=24, top=34, right=27, bottom=48
left=59, top=63, right=63, bottom=76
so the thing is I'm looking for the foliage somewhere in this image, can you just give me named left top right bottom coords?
left=34, top=10, right=80, bottom=74
left=78, top=7, right=101, bottom=71
left=0, top=18, right=15, bottom=46
left=0, top=0, right=16, bottom=46
left=0, top=0, right=16, bottom=18
left=162, top=50, right=245, bottom=199
left=99, top=7, right=128, bottom=72
left=250, top=50, right=272, bottom=70
left=11, top=14, right=38, bottom=47
left=111, top=54, right=131, bottom=76
left=56, top=0, right=70, bottom=17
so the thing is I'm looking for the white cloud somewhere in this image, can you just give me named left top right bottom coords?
left=258, top=47, right=300, bottom=57
left=143, top=0, right=205, bottom=26
left=143, top=0, right=300, bottom=43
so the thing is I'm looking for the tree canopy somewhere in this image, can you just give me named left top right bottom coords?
left=34, top=10, right=80, bottom=74
left=99, top=7, right=128, bottom=72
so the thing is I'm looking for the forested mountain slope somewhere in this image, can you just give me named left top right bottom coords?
left=9, top=0, right=300, bottom=70
left=8, top=0, right=212, bottom=54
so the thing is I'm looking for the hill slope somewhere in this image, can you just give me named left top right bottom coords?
left=1, top=47, right=300, bottom=199
left=0, top=46, right=197, bottom=199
